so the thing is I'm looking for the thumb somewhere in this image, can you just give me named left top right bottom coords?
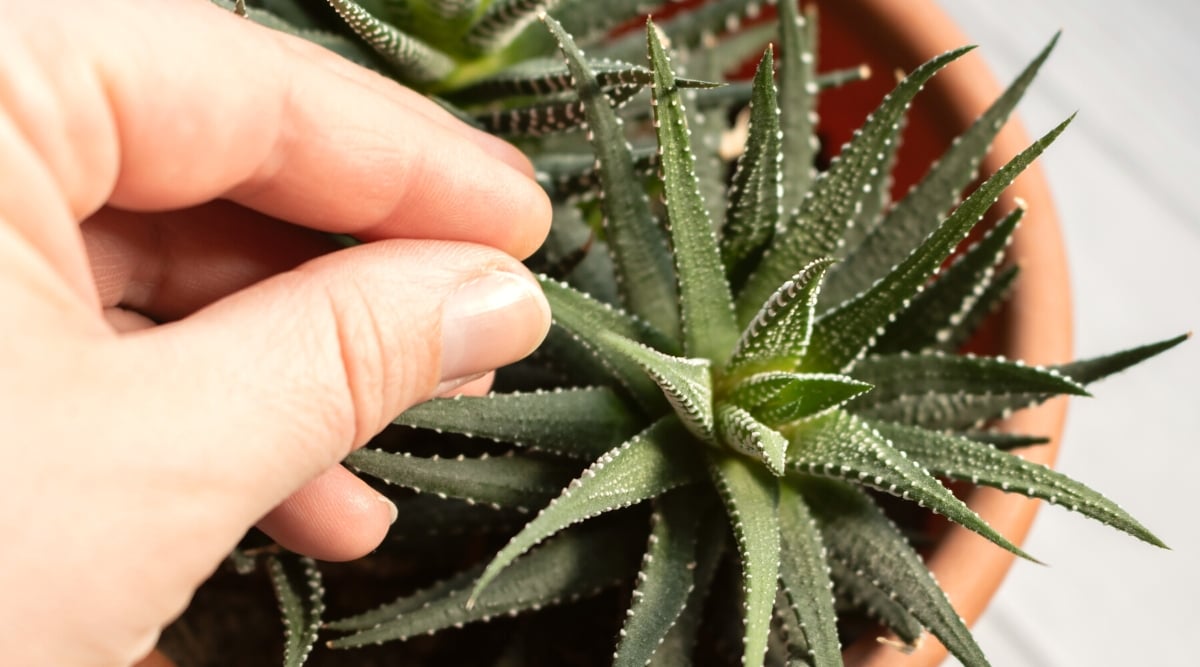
left=123, top=239, right=550, bottom=522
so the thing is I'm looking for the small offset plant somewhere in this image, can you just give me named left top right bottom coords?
left=205, top=1, right=1186, bottom=666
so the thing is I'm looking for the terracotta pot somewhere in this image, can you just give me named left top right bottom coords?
left=811, top=1, right=1073, bottom=665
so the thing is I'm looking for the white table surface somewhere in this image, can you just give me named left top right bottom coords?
left=932, top=3, right=1200, bottom=665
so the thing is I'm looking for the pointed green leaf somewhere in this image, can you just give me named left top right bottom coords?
left=683, top=66, right=871, bottom=119
left=393, top=387, right=642, bottom=459
left=647, top=508, right=728, bottom=667
left=536, top=146, right=659, bottom=203
left=776, top=482, right=841, bottom=667
left=937, top=264, right=1020, bottom=353
left=839, top=112, right=905, bottom=261
left=470, top=417, right=705, bottom=602
left=464, top=0, right=563, bottom=53
left=738, top=47, right=975, bottom=323
left=707, top=20, right=781, bottom=80
left=647, top=20, right=740, bottom=363
left=802, top=477, right=992, bottom=667
left=870, top=420, right=1166, bottom=547
left=384, top=495, right=523, bottom=546
left=828, top=557, right=922, bottom=648
left=215, top=1, right=380, bottom=67
left=1055, top=333, right=1190, bottom=385
left=328, top=522, right=643, bottom=647
left=873, top=206, right=1024, bottom=354
left=709, top=452, right=781, bottom=667
left=555, top=0, right=661, bottom=44
left=453, top=58, right=718, bottom=105
left=734, top=373, right=873, bottom=429
left=326, top=560, right=483, bottom=632
left=721, top=47, right=784, bottom=275
left=267, top=553, right=324, bottom=667
left=599, top=331, right=716, bottom=442
left=804, top=116, right=1073, bottom=372
left=345, top=448, right=579, bottom=511
left=474, top=97, right=590, bottom=137
left=823, top=34, right=1060, bottom=306
left=716, top=404, right=789, bottom=476
left=962, top=431, right=1050, bottom=450
left=614, top=488, right=714, bottom=667
left=598, top=0, right=777, bottom=64
left=539, top=275, right=677, bottom=410
left=543, top=15, right=681, bottom=340
left=846, top=351, right=1089, bottom=421
left=728, top=259, right=834, bottom=375
left=859, top=333, right=1190, bottom=430
left=506, top=319, right=620, bottom=391
left=777, top=0, right=819, bottom=215
left=326, top=0, right=455, bottom=84
left=785, top=410, right=1031, bottom=559
left=681, top=87, right=730, bottom=229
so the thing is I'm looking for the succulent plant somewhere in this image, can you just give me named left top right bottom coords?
left=202, top=1, right=1186, bottom=666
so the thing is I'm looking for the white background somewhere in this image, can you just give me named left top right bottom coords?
left=934, top=3, right=1200, bottom=666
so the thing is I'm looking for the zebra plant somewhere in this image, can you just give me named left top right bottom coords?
left=209, top=1, right=1185, bottom=666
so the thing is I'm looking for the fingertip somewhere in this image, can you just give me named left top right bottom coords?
left=256, top=466, right=392, bottom=562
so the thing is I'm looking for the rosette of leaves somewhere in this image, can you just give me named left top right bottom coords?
left=211, top=1, right=1186, bottom=666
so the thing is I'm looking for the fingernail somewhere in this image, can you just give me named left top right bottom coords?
left=434, top=372, right=487, bottom=397
left=378, top=494, right=398, bottom=525
left=440, top=271, right=550, bottom=382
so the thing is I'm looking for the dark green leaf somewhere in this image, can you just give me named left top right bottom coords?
left=600, top=331, right=716, bottom=442
left=709, top=452, right=781, bottom=667
left=326, top=0, right=455, bottom=84
left=615, top=488, right=713, bottom=667
left=543, top=15, right=681, bottom=340
left=785, top=410, right=1030, bottom=559
left=846, top=351, right=1089, bottom=420
left=715, top=404, right=790, bottom=476
left=267, top=553, right=324, bottom=667
left=647, top=20, right=740, bottom=363
left=873, top=207, right=1025, bottom=355
left=727, top=259, right=834, bottom=375
left=465, top=0, right=561, bottom=53
left=346, top=448, right=579, bottom=511
left=1055, top=333, right=1190, bottom=385
left=777, top=0, right=818, bottom=215
left=776, top=482, right=841, bottom=666
left=804, top=116, right=1073, bottom=372
left=738, top=47, right=975, bottom=323
left=721, top=47, right=784, bottom=276
left=828, top=557, right=922, bottom=648
left=732, top=373, right=873, bottom=428
left=470, top=417, right=705, bottom=602
left=801, top=477, right=991, bottom=667
left=328, top=522, right=642, bottom=647
left=870, top=420, right=1166, bottom=547
left=822, top=34, right=1060, bottom=306
left=393, top=387, right=642, bottom=459
left=539, top=275, right=677, bottom=410
left=962, top=431, right=1050, bottom=450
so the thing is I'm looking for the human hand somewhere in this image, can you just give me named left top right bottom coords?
left=0, top=1, right=551, bottom=665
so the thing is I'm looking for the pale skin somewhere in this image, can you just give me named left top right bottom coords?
left=0, top=1, right=554, bottom=665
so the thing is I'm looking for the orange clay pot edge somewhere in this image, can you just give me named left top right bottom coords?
left=821, top=1, right=1073, bottom=666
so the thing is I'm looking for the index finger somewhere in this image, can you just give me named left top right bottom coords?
left=9, top=0, right=550, bottom=259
